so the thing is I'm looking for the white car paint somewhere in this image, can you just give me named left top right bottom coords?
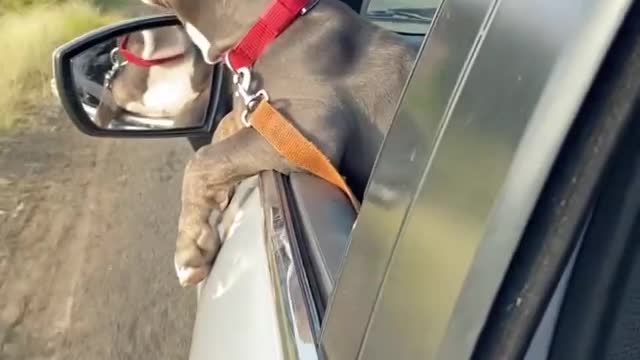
left=189, top=177, right=284, bottom=360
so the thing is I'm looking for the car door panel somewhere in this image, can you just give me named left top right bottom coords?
left=189, top=176, right=285, bottom=360
left=189, top=172, right=322, bottom=360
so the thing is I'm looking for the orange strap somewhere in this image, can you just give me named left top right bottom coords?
left=250, top=100, right=361, bottom=211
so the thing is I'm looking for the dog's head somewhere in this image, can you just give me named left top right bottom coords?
left=140, top=0, right=270, bottom=65
left=94, top=25, right=212, bottom=128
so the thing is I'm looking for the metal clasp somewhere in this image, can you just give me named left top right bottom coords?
left=226, top=54, right=270, bottom=127
left=103, top=47, right=128, bottom=89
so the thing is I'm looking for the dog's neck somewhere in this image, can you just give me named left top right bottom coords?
left=174, top=0, right=358, bottom=67
left=169, top=0, right=272, bottom=64
left=124, top=28, right=191, bottom=64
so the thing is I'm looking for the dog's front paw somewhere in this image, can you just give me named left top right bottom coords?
left=175, top=262, right=210, bottom=287
left=174, top=155, right=236, bottom=287
left=174, top=213, right=221, bottom=287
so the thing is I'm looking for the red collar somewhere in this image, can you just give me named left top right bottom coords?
left=225, top=0, right=314, bottom=72
left=118, top=34, right=185, bottom=67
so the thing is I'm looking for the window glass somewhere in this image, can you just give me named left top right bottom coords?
left=364, top=0, right=442, bottom=34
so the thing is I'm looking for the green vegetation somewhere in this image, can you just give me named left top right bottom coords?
left=0, top=1, right=126, bottom=131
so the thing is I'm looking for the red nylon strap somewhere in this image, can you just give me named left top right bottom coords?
left=226, top=0, right=308, bottom=71
left=118, top=35, right=185, bottom=67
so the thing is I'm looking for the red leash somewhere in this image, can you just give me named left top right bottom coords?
left=121, top=0, right=313, bottom=70
left=118, top=34, right=185, bottom=67
left=225, top=0, right=313, bottom=71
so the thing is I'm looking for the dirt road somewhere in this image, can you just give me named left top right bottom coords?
left=0, top=107, right=197, bottom=359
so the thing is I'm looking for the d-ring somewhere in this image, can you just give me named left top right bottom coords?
left=240, top=90, right=270, bottom=127
left=232, top=67, right=252, bottom=101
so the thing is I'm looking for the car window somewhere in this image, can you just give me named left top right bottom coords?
left=363, top=0, right=440, bottom=34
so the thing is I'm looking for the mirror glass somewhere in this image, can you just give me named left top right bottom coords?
left=69, top=25, right=213, bottom=131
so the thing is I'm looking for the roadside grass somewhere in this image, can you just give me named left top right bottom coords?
left=0, top=1, right=124, bottom=131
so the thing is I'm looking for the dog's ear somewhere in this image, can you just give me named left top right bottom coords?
left=94, top=91, right=122, bottom=128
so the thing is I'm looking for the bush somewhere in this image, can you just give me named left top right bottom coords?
left=0, top=1, right=122, bottom=130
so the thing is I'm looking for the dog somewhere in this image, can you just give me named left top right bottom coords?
left=92, top=25, right=213, bottom=129
left=141, top=0, right=418, bottom=286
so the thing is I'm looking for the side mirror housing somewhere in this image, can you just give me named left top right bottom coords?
left=52, top=15, right=231, bottom=138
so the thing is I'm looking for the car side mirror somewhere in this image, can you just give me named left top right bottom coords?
left=52, top=15, right=230, bottom=138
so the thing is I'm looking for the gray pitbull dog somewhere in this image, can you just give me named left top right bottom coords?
left=142, top=0, right=418, bottom=286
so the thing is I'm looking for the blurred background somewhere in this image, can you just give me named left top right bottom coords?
left=0, top=1, right=197, bottom=359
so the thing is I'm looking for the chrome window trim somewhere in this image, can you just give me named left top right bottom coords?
left=287, top=173, right=357, bottom=307
left=260, top=171, right=322, bottom=360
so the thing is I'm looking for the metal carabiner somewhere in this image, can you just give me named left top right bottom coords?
left=240, top=89, right=269, bottom=127
left=232, top=67, right=254, bottom=106
left=227, top=55, right=270, bottom=127
left=104, top=47, right=128, bottom=89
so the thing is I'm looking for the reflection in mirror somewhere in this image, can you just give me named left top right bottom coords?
left=70, top=25, right=213, bottom=131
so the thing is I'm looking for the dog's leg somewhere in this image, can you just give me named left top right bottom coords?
left=174, top=110, right=239, bottom=285
left=94, top=92, right=122, bottom=128
left=174, top=88, right=210, bottom=128
left=175, top=126, right=294, bottom=286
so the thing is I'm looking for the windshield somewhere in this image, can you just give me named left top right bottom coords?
left=364, top=0, right=442, bottom=34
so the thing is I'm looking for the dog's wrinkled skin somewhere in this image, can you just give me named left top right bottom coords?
left=143, top=0, right=418, bottom=286
left=95, top=26, right=213, bottom=129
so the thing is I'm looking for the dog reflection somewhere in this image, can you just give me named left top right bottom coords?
left=89, top=26, right=212, bottom=129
